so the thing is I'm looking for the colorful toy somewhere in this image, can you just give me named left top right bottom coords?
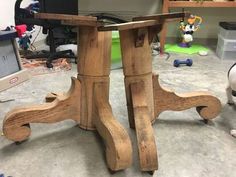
left=179, top=14, right=202, bottom=48
left=174, top=59, right=193, bottom=67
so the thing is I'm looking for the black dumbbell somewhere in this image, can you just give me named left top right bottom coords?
left=174, top=59, right=193, bottom=67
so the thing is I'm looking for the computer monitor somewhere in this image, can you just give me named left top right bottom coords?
left=40, top=0, right=78, bottom=15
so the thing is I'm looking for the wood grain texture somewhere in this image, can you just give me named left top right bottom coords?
left=3, top=78, right=81, bottom=142
left=35, top=13, right=98, bottom=27
left=78, top=75, right=109, bottom=130
left=119, top=29, right=152, bottom=76
left=61, top=20, right=102, bottom=27
left=130, top=81, right=158, bottom=171
left=124, top=74, right=154, bottom=128
left=78, top=28, right=112, bottom=76
left=152, top=74, right=222, bottom=120
left=119, top=29, right=154, bottom=128
left=98, top=20, right=160, bottom=31
left=94, top=83, right=132, bottom=171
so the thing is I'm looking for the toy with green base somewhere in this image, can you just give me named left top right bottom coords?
left=179, top=14, right=202, bottom=48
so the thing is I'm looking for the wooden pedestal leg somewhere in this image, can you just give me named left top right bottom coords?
left=153, top=74, right=222, bottom=120
left=3, top=77, right=81, bottom=142
left=3, top=26, right=132, bottom=171
left=94, top=82, right=132, bottom=171
left=130, top=81, right=158, bottom=172
left=120, top=29, right=158, bottom=172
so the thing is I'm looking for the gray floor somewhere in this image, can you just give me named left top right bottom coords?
left=0, top=49, right=236, bottom=177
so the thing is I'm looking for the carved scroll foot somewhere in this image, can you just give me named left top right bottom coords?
left=3, top=77, right=81, bottom=142
left=130, top=81, right=158, bottom=172
left=153, top=74, right=222, bottom=121
left=94, top=83, right=132, bottom=171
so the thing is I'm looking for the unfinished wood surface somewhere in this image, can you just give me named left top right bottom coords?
left=78, top=28, right=112, bottom=76
left=130, top=81, right=158, bottom=172
left=94, top=83, right=132, bottom=171
left=2, top=14, right=132, bottom=172
left=61, top=20, right=102, bottom=27
left=152, top=74, right=222, bottom=120
left=78, top=75, right=109, bottom=130
left=98, top=20, right=160, bottom=31
left=119, top=29, right=152, bottom=76
left=35, top=13, right=98, bottom=27
left=125, top=74, right=154, bottom=128
left=3, top=78, right=81, bottom=142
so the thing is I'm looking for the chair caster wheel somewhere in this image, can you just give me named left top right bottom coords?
left=147, top=171, right=155, bottom=175
left=203, top=119, right=209, bottom=124
left=46, top=62, right=53, bottom=68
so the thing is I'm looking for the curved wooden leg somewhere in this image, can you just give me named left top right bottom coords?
left=3, top=77, right=81, bottom=142
left=94, top=83, right=132, bottom=171
left=153, top=74, right=222, bottom=121
left=130, top=81, right=158, bottom=172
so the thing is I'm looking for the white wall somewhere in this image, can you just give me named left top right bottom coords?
left=79, top=0, right=236, bottom=39
left=78, top=0, right=160, bottom=20
left=0, top=0, right=16, bottom=29
left=0, top=0, right=46, bottom=43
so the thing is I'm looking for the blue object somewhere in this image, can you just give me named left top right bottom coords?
left=174, top=59, right=193, bottom=67
left=18, top=35, right=31, bottom=50
left=0, top=31, right=18, bottom=41
left=0, top=174, right=4, bottom=177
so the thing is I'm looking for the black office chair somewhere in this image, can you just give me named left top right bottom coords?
left=15, top=0, right=76, bottom=68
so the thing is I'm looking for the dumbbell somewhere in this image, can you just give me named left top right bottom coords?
left=173, top=59, right=193, bottom=67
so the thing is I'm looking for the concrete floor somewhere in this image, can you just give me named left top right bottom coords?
left=0, top=49, right=236, bottom=177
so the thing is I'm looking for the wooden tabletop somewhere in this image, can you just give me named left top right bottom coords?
left=35, top=12, right=189, bottom=30
left=99, top=12, right=190, bottom=31
left=34, top=13, right=102, bottom=27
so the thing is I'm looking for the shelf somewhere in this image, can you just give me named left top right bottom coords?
left=169, top=1, right=236, bottom=8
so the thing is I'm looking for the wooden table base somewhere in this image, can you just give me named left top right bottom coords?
left=2, top=12, right=222, bottom=173
left=101, top=18, right=222, bottom=172
left=2, top=28, right=132, bottom=171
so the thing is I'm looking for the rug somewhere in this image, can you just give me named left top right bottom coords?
left=21, top=58, right=72, bottom=76
left=165, top=44, right=209, bottom=55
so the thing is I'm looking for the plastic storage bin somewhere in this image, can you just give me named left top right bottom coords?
left=216, top=22, right=236, bottom=60
left=219, top=22, right=236, bottom=39
left=216, top=46, right=236, bottom=60
left=217, top=35, right=236, bottom=52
